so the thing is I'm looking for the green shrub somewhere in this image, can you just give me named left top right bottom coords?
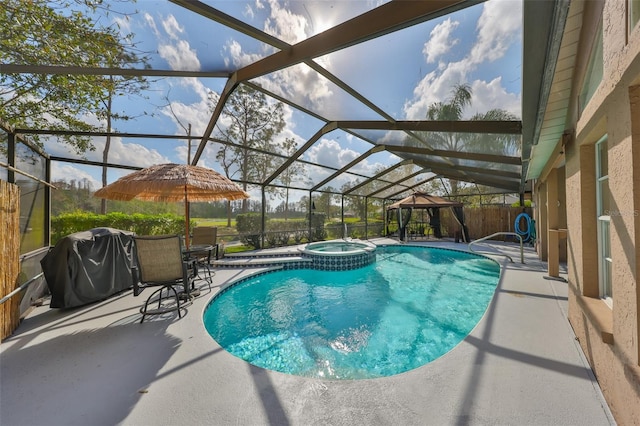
left=51, top=212, right=193, bottom=245
left=236, top=213, right=267, bottom=249
left=365, top=223, right=382, bottom=237
left=292, top=229, right=308, bottom=244
left=511, top=200, right=532, bottom=207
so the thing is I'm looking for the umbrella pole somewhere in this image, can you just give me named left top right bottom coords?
left=184, top=185, right=190, bottom=250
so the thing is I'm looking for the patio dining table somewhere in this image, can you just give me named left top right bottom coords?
left=181, top=244, right=216, bottom=297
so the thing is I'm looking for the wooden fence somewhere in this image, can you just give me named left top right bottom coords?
left=441, top=206, right=532, bottom=241
left=1, top=180, right=20, bottom=341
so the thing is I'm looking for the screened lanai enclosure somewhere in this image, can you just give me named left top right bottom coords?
left=1, top=0, right=567, bottom=320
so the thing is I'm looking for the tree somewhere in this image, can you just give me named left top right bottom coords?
left=421, top=83, right=518, bottom=195
left=1, top=0, right=146, bottom=155
left=98, top=67, right=150, bottom=214
left=214, top=85, right=285, bottom=212
left=468, top=108, right=519, bottom=156
left=423, top=83, right=473, bottom=195
left=274, top=137, right=307, bottom=220
left=314, top=191, right=334, bottom=219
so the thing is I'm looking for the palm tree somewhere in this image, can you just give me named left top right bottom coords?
left=468, top=108, right=519, bottom=156
left=427, top=83, right=472, bottom=122
left=422, top=83, right=517, bottom=196
left=423, top=84, right=472, bottom=195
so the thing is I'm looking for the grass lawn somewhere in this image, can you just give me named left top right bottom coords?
left=195, top=218, right=236, bottom=227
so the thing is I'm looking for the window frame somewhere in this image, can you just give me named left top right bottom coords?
left=630, top=0, right=640, bottom=35
left=579, top=19, right=604, bottom=114
left=595, top=135, right=612, bottom=307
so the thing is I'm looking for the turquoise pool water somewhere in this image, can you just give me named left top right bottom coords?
left=304, top=240, right=374, bottom=253
left=203, top=245, right=500, bottom=379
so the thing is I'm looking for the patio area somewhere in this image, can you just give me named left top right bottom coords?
left=0, top=240, right=615, bottom=426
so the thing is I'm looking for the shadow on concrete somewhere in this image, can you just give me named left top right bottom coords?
left=0, top=322, right=180, bottom=426
left=248, top=363, right=291, bottom=425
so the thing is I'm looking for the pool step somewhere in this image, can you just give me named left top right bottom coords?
left=212, top=242, right=376, bottom=270
left=221, top=246, right=304, bottom=260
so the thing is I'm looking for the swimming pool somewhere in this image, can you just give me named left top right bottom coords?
left=203, top=245, right=500, bottom=379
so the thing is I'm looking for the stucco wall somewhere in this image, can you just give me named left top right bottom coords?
left=558, top=1, right=640, bottom=424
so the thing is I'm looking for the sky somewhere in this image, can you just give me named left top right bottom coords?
left=44, top=0, right=523, bottom=202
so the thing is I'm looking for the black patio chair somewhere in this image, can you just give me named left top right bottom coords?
left=132, top=235, right=194, bottom=323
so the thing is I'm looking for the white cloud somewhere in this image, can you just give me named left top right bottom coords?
left=157, top=78, right=224, bottom=155
left=403, top=61, right=470, bottom=120
left=263, top=0, right=308, bottom=44
left=143, top=13, right=159, bottom=37
left=224, top=2, right=332, bottom=109
left=112, top=15, right=132, bottom=34
left=470, top=0, right=522, bottom=64
left=162, top=14, right=184, bottom=40
left=306, top=139, right=358, bottom=169
left=145, top=14, right=200, bottom=71
left=403, top=0, right=522, bottom=120
left=423, top=18, right=459, bottom=64
left=90, top=137, right=170, bottom=168
left=469, top=77, right=520, bottom=117
left=44, top=133, right=179, bottom=187
left=224, top=40, right=265, bottom=69
left=256, top=63, right=333, bottom=107
left=244, top=4, right=255, bottom=20
left=158, top=39, right=200, bottom=71
left=304, top=138, right=387, bottom=183
left=161, top=98, right=212, bottom=136
left=51, top=164, right=101, bottom=190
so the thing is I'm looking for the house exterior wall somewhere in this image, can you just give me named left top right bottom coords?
left=538, top=1, right=640, bottom=423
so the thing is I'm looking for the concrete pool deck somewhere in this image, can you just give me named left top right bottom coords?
left=1, top=239, right=616, bottom=425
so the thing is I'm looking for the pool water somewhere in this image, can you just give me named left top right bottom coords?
left=304, top=241, right=374, bottom=253
left=309, top=242, right=368, bottom=252
left=203, top=246, right=500, bottom=379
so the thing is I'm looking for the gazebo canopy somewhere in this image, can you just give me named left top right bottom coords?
left=387, top=192, right=462, bottom=210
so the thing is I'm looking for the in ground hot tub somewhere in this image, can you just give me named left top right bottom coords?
left=299, top=240, right=376, bottom=270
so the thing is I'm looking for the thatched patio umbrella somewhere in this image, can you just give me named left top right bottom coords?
left=94, top=163, right=249, bottom=248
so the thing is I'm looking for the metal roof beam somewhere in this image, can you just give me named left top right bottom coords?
left=0, top=64, right=229, bottom=78
left=337, top=120, right=522, bottom=134
left=385, top=145, right=521, bottom=165
left=414, top=159, right=521, bottom=180
left=192, top=75, right=238, bottom=164
left=428, top=168, right=520, bottom=192
left=344, top=159, right=412, bottom=195
left=235, top=0, right=480, bottom=82
left=311, top=145, right=385, bottom=191
left=263, top=122, right=337, bottom=186
left=170, top=0, right=290, bottom=49
left=385, top=175, right=440, bottom=200
left=367, top=169, right=432, bottom=197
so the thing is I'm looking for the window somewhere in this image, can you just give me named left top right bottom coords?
left=579, top=20, right=603, bottom=113
left=630, top=0, right=640, bottom=33
left=15, top=141, right=47, bottom=254
left=595, top=136, right=612, bottom=306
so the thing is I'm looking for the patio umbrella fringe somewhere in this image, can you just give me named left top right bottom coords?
left=94, top=163, right=249, bottom=247
left=94, top=163, right=250, bottom=203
